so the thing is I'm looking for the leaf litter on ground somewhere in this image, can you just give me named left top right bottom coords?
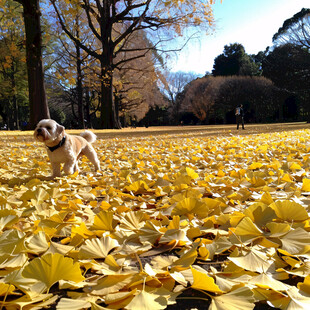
left=1, top=128, right=310, bottom=309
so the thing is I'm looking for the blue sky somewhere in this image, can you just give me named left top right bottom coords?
left=170, top=0, right=310, bottom=75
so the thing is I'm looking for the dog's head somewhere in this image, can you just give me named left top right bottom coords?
left=34, top=119, right=65, bottom=144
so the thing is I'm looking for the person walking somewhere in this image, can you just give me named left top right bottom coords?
left=235, top=104, right=245, bottom=130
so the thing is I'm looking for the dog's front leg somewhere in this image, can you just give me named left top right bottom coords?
left=63, top=161, right=76, bottom=175
left=51, top=162, right=61, bottom=178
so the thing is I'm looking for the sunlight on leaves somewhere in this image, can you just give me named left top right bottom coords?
left=2, top=128, right=310, bottom=308
left=22, top=253, right=85, bottom=291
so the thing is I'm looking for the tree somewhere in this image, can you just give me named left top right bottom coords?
left=49, top=1, right=97, bottom=128
left=114, top=30, right=166, bottom=124
left=159, top=71, right=197, bottom=124
left=262, top=43, right=310, bottom=121
left=51, top=0, right=214, bottom=129
left=267, top=9, right=310, bottom=122
left=179, top=76, right=280, bottom=124
left=212, top=43, right=260, bottom=76
left=215, top=76, right=280, bottom=123
left=13, top=0, right=50, bottom=128
left=0, top=0, right=28, bottom=129
left=180, top=76, right=224, bottom=123
left=273, top=8, right=310, bottom=50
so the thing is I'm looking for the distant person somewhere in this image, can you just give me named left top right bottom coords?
left=235, top=104, right=245, bottom=130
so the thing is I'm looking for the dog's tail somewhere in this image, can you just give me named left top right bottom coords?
left=80, top=130, right=97, bottom=144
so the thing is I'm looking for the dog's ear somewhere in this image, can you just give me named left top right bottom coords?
left=56, top=124, right=65, bottom=136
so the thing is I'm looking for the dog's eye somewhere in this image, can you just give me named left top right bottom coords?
left=46, top=126, right=51, bottom=130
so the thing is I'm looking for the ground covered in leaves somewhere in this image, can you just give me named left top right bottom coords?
left=1, top=124, right=310, bottom=309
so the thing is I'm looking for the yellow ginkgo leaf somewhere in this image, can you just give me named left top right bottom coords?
left=20, top=187, right=49, bottom=203
left=0, top=282, right=15, bottom=296
left=270, top=200, right=309, bottom=221
left=104, top=254, right=122, bottom=271
left=228, top=249, right=274, bottom=273
left=191, top=267, right=222, bottom=293
left=89, top=274, right=133, bottom=295
left=0, top=253, right=28, bottom=269
left=56, top=298, right=91, bottom=310
left=249, top=273, right=288, bottom=291
left=0, top=229, right=26, bottom=255
left=298, top=275, right=310, bottom=294
left=209, top=286, right=255, bottom=310
left=186, top=167, right=199, bottom=179
left=92, top=210, right=116, bottom=231
left=280, top=227, right=310, bottom=254
left=203, top=198, right=225, bottom=211
left=243, top=203, right=276, bottom=227
left=126, top=290, right=166, bottom=310
left=119, top=210, right=146, bottom=231
left=289, top=162, right=302, bottom=170
left=269, top=286, right=310, bottom=309
left=34, top=187, right=50, bottom=203
left=171, top=197, right=208, bottom=218
left=260, top=191, right=274, bottom=205
left=139, top=221, right=163, bottom=245
left=1, top=294, right=58, bottom=309
left=159, top=228, right=190, bottom=247
left=104, top=289, right=136, bottom=306
left=4, top=269, right=46, bottom=297
left=25, top=231, right=49, bottom=254
left=45, top=241, right=74, bottom=255
left=22, top=253, right=85, bottom=291
left=125, top=180, right=149, bottom=194
left=302, top=178, right=310, bottom=192
left=172, top=246, right=198, bottom=270
left=0, top=209, right=19, bottom=230
left=71, top=222, right=96, bottom=239
left=235, top=216, right=263, bottom=237
left=266, top=222, right=291, bottom=237
left=248, top=162, right=263, bottom=170
left=170, top=271, right=187, bottom=287
left=79, top=236, right=119, bottom=259
left=281, top=173, right=293, bottom=183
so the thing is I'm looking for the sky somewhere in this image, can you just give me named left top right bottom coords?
left=170, top=0, right=310, bottom=75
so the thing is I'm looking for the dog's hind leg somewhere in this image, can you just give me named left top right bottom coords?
left=73, top=161, right=80, bottom=173
left=83, top=145, right=100, bottom=172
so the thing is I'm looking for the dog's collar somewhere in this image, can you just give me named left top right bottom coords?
left=47, top=136, right=66, bottom=152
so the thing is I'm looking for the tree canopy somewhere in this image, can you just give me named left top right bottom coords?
left=273, top=8, right=310, bottom=49
left=212, top=43, right=260, bottom=77
left=51, top=0, right=215, bottom=128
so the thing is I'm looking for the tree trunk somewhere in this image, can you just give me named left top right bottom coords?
left=98, top=2, right=121, bottom=129
left=18, top=0, right=50, bottom=128
left=85, top=88, right=91, bottom=128
left=75, top=19, right=85, bottom=129
left=100, top=66, right=121, bottom=129
left=10, top=63, right=19, bottom=130
left=76, top=42, right=85, bottom=129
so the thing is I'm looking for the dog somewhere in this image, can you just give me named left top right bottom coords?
left=34, top=119, right=100, bottom=178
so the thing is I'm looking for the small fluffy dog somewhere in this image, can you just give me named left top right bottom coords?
left=34, top=119, right=100, bottom=178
